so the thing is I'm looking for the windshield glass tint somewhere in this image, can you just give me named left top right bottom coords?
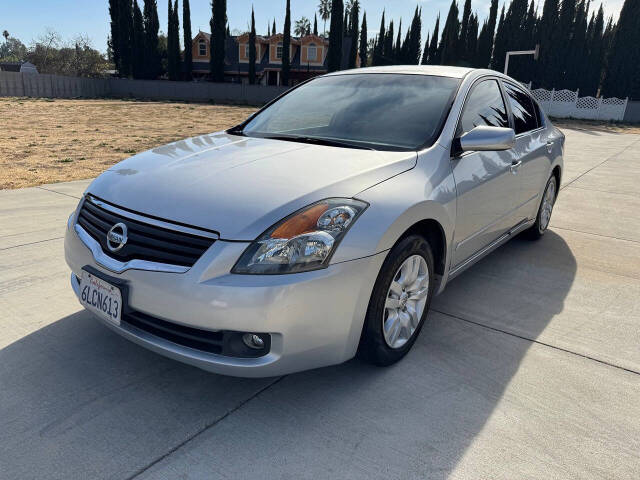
left=241, top=74, right=460, bottom=150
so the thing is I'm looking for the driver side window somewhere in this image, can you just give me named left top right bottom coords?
left=456, top=79, right=509, bottom=137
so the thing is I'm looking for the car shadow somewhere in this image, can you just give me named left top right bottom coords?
left=0, top=231, right=576, bottom=479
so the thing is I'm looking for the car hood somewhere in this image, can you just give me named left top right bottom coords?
left=86, top=132, right=417, bottom=240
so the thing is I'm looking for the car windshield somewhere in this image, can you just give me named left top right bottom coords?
left=237, top=73, right=460, bottom=151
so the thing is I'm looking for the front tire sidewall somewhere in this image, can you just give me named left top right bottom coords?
left=528, top=175, right=557, bottom=239
left=358, top=235, right=435, bottom=366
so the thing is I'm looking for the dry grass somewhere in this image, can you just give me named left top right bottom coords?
left=1, top=97, right=256, bottom=189
left=2, top=97, right=639, bottom=190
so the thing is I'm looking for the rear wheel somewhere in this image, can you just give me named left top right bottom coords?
left=358, top=235, right=435, bottom=366
left=526, top=175, right=557, bottom=240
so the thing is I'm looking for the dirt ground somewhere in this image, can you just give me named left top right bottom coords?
left=2, top=97, right=638, bottom=190
left=1, top=98, right=256, bottom=189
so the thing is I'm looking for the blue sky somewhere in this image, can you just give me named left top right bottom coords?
left=0, top=0, right=625, bottom=53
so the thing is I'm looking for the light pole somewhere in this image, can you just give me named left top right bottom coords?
left=504, top=44, right=540, bottom=76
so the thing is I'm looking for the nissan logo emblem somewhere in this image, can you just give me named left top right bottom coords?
left=106, top=222, right=128, bottom=252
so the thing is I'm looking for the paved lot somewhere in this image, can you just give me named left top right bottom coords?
left=1, top=128, right=639, bottom=479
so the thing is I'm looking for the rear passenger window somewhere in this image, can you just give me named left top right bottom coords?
left=457, top=80, right=509, bottom=137
left=504, top=83, right=538, bottom=134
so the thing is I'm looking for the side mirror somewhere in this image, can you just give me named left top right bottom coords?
left=457, top=126, right=516, bottom=153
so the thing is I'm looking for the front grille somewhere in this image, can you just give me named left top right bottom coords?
left=77, top=196, right=216, bottom=267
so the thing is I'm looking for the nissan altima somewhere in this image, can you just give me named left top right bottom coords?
left=64, top=66, right=564, bottom=377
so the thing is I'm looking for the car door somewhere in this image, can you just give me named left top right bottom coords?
left=502, top=81, right=550, bottom=220
left=450, top=78, right=521, bottom=268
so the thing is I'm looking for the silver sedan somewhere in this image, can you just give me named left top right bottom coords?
left=64, top=66, right=564, bottom=377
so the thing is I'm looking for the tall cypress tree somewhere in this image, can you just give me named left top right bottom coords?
left=383, top=19, right=394, bottom=64
left=143, top=0, right=161, bottom=79
left=348, top=0, right=359, bottom=68
left=566, top=0, right=589, bottom=89
left=372, top=10, right=385, bottom=66
left=602, top=0, right=640, bottom=98
left=314, top=14, right=318, bottom=36
left=475, top=0, right=498, bottom=68
left=273, top=19, right=276, bottom=35
left=108, top=0, right=121, bottom=75
left=439, top=0, right=460, bottom=65
left=183, top=0, right=192, bottom=80
left=553, top=0, right=577, bottom=85
left=536, top=0, right=560, bottom=86
left=427, top=14, right=440, bottom=64
left=394, top=20, right=403, bottom=63
left=583, top=5, right=604, bottom=95
left=249, top=6, right=256, bottom=84
left=421, top=32, right=430, bottom=64
left=118, top=0, right=134, bottom=77
left=210, top=0, right=227, bottom=82
left=328, top=0, right=344, bottom=71
left=132, top=0, right=145, bottom=79
left=490, top=6, right=506, bottom=71
left=465, top=14, right=478, bottom=66
left=167, top=0, right=180, bottom=80
left=359, top=11, right=367, bottom=67
left=281, top=0, right=291, bottom=85
left=459, top=0, right=472, bottom=63
left=406, top=6, right=421, bottom=65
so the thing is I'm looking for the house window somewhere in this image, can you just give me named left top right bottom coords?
left=308, top=43, right=317, bottom=61
left=276, top=42, right=283, bottom=59
left=199, top=40, right=206, bottom=56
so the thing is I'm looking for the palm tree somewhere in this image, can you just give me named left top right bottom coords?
left=318, top=0, right=331, bottom=36
left=2, top=30, right=9, bottom=42
left=294, top=17, right=311, bottom=37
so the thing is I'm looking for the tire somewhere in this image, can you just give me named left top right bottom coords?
left=357, top=235, right=435, bottom=366
left=526, top=175, right=557, bottom=240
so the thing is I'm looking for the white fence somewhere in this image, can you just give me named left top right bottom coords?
left=529, top=88, right=628, bottom=121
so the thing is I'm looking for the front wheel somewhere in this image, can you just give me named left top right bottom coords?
left=526, top=175, right=557, bottom=240
left=357, top=235, right=435, bottom=366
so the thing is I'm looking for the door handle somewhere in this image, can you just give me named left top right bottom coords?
left=510, top=160, right=522, bottom=174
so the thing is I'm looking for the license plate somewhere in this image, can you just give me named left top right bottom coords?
left=79, top=271, right=122, bottom=325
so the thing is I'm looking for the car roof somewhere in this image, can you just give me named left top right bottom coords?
left=325, top=65, right=512, bottom=81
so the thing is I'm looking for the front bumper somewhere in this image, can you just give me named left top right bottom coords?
left=65, top=222, right=385, bottom=377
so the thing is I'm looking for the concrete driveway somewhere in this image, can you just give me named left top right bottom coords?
left=1, top=128, right=639, bottom=479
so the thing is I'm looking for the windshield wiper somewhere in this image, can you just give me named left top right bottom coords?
left=261, top=134, right=376, bottom=151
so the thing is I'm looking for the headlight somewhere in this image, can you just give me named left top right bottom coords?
left=232, top=198, right=368, bottom=274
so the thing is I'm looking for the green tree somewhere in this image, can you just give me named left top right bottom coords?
left=421, top=32, right=430, bottom=64
left=132, top=1, right=145, bottom=79
left=383, top=19, right=394, bottom=64
left=314, top=14, right=318, bottom=35
left=458, top=0, right=472, bottom=63
left=490, top=6, right=506, bottom=70
left=318, top=0, right=331, bottom=36
left=248, top=6, right=256, bottom=84
left=602, top=0, right=640, bottom=98
left=327, top=0, right=344, bottom=71
left=582, top=5, right=605, bottom=95
left=359, top=11, right=367, bottom=67
left=273, top=19, right=276, bottom=35
left=348, top=0, right=359, bottom=68
left=210, top=0, right=227, bottom=82
left=108, top=0, right=121, bottom=73
left=371, top=9, right=385, bottom=66
left=476, top=0, right=498, bottom=67
left=167, top=0, right=180, bottom=80
left=143, top=0, right=161, bottom=79
left=0, top=36, right=27, bottom=61
left=183, top=0, right=192, bottom=80
left=118, top=0, right=134, bottom=76
left=439, top=0, right=460, bottom=65
left=294, top=16, right=311, bottom=37
left=282, top=0, right=291, bottom=85
left=535, top=0, right=560, bottom=86
left=408, top=6, right=422, bottom=64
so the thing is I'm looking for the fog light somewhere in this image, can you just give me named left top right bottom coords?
left=242, top=333, right=265, bottom=350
